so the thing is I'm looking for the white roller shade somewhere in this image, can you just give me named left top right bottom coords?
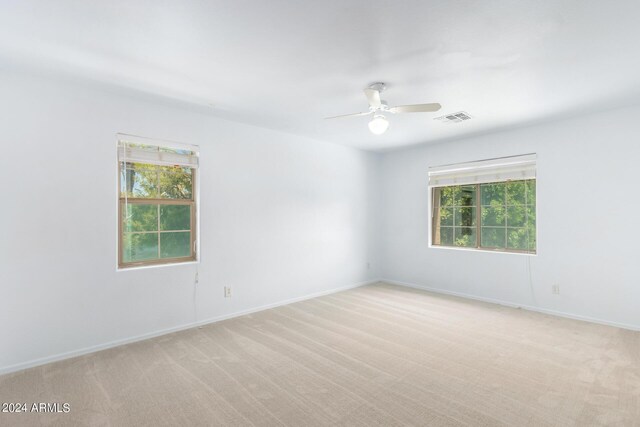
left=117, top=134, right=199, bottom=168
left=428, top=154, right=536, bottom=187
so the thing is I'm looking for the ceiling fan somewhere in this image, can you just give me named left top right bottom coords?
left=325, top=82, right=442, bottom=135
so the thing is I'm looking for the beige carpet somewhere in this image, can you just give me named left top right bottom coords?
left=1, top=283, right=639, bottom=426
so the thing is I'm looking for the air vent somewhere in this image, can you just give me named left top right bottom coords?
left=434, top=111, right=472, bottom=123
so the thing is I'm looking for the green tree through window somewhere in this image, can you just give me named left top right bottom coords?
left=432, top=180, right=536, bottom=253
left=119, top=159, right=196, bottom=267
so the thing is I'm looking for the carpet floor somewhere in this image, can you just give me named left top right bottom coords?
left=1, top=282, right=639, bottom=426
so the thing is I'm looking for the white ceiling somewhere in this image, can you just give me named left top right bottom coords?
left=2, top=0, right=640, bottom=151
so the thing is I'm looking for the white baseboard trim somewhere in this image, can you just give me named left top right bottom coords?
left=0, top=279, right=379, bottom=376
left=381, top=278, right=640, bottom=332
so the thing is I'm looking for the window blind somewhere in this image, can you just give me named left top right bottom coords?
left=428, top=153, right=536, bottom=187
left=117, top=134, right=199, bottom=169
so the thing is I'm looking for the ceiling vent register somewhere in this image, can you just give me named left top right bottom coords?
left=435, top=111, right=472, bottom=123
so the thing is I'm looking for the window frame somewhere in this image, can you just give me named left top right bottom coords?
left=430, top=179, right=537, bottom=255
left=117, top=147, right=198, bottom=270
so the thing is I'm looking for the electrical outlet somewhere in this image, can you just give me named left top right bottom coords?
left=552, top=284, right=560, bottom=295
left=224, top=286, right=231, bottom=298
left=195, top=272, right=199, bottom=284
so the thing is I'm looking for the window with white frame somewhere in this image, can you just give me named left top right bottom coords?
left=117, top=135, right=199, bottom=268
left=429, top=154, right=536, bottom=254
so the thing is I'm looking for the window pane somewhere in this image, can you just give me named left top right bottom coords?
left=506, top=205, right=527, bottom=227
left=506, top=181, right=526, bottom=206
left=507, top=205, right=536, bottom=228
left=160, top=232, right=191, bottom=258
left=526, top=180, right=536, bottom=205
left=123, top=233, right=158, bottom=262
left=454, top=227, right=476, bottom=247
left=454, top=207, right=476, bottom=227
left=434, top=227, right=453, bottom=246
left=481, top=227, right=506, bottom=248
left=507, top=228, right=532, bottom=250
left=526, top=206, right=536, bottom=226
left=526, top=225, right=537, bottom=251
left=481, top=183, right=505, bottom=206
left=440, top=187, right=457, bottom=207
left=160, top=205, right=191, bottom=231
left=122, top=204, right=158, bottom=232
left=159, top=166, right=193, bottom=199
left=456, top=186, right=476, bottom=206
left=120, top=163, right=158, bottom=198
left=439, top=207, right=454, bottom=226
left=481, top=206, right=506, bottom=226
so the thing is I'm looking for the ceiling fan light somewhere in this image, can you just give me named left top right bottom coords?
left=368, top=115, right=389, bottom=135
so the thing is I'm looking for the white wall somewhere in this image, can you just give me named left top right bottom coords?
left=379, top=105, right=640, bottom=330
left=0, top=69, right=381, bottom=373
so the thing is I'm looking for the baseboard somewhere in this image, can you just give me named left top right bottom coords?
left=381, top=278, right=640, bottom=332
left=0, top=279, right=380, bottom=376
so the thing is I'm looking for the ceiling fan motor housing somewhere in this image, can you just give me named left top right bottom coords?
left=371, top=100, right=389, bottom=112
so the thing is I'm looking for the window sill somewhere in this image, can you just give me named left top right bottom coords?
left=116, top=260, right=199, bottom=272
left=429, top=245, right=537, bottom=256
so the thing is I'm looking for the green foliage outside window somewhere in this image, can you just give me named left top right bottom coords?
left=433, top=180, right=536, bottom=252
left=119, top=162, right=195, bottom=266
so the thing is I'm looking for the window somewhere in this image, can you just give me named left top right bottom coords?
left=429, top=154, right=536, bottom=254
left=117, top=136, right=199, bottom=268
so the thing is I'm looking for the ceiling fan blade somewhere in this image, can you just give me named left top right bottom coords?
left=324, top=111, right=372, bottom=120
left=363, top=88, right=382, bottom=108
left=389, top=103, right=442, bottom=113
